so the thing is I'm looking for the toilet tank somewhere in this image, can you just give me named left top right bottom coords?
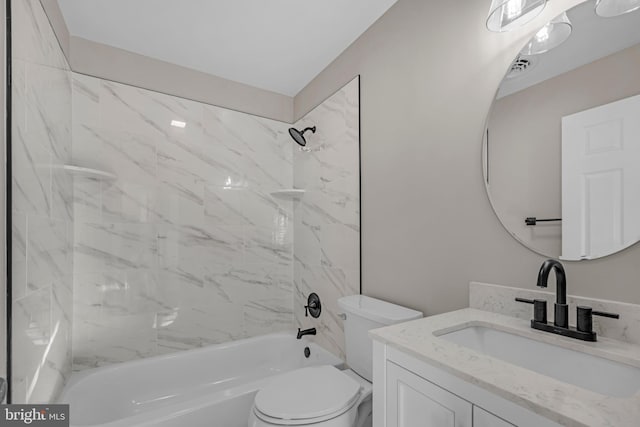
left=338, top=295, right=422, bottom=382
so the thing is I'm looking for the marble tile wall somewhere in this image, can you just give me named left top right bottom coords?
left=70, top=74, right=295, bottom=370
left=470, top=282, right=640, bottom=345
left=11, top=0, right=74, bottom=403
left=293, top=77, right=361, bottom=359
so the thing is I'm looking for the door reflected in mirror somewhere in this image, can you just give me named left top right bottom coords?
left=484, top=0, right=640, bottom=260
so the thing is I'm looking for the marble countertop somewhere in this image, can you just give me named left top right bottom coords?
left=369, top=308, right=640, bottom=427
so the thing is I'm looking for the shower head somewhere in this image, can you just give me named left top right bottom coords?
left=288, top=126, right=316, bottom=147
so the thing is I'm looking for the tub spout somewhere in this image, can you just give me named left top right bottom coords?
left=297, top=328, right=316, bottom=339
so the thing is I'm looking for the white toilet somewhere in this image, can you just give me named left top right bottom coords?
left=248, top=295, right=422, bottom=427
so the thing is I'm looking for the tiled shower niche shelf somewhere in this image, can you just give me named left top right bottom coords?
left=60, top=165, right=117, bottom=181
left=270, top=189, right=306, bottom=200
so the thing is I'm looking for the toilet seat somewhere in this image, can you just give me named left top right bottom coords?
left=253, top=366, right=362, bottom=425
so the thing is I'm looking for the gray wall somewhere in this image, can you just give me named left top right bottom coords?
left=39, top=0, right=293, bottom=123
left=488, top=44, right=640, bottom=258
left=294, top=0, right=640, bottom=315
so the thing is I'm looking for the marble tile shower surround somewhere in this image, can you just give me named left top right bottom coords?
left=11, top=0, right=74, bottom=403
left=470, top=282, right=640, bottom=345
left=71, top=74, right=297, bottom=370
left=293, top=77, right=360, bottom=360
left=12, top=0, right=360, bottom=383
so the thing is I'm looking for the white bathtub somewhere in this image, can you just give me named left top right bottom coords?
left=60, top=333, right=343, bottom=427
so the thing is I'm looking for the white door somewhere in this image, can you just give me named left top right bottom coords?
left=561, top=94, right=640, bottom=260
left=386, top=362, right=472, bottom=427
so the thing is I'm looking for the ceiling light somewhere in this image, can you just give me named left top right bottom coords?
left=171, top=120, right=186, bottom=128
left=487, top=0, right=547, bottom=32
left=520, top=12, right=572, bottom=55
left=595, top=0, right=640, bottom=17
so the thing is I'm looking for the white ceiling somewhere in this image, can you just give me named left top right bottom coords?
left=57, top=0, right=397, bottom=96
left=498, top=0, right=640, bottom=98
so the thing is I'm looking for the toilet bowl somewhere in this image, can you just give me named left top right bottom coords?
left=248, top=295, right=422, bottom=427
left=248, top=366, right=372, bottom=427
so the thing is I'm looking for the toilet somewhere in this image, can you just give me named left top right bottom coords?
left=248, top=295, right=422, bottom=427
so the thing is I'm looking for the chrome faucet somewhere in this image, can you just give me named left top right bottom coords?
left=296, top=328, right=316, bottom=339
left=517, top=259, right=619, bottom=342
left=536, top=259, right=568, bottom=328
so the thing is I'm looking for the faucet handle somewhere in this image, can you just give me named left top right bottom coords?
left=577, top=306, right=594, bottom=333
left=577, top=306, right=620, bottom=334
left=592, top=310, right=620, bottom=319
left=515, top=298, right=547, bottom=324
left=304, top=293, right=322, bottom=318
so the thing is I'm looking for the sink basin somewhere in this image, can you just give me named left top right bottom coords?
left=439, top=325, right=640, bottom=397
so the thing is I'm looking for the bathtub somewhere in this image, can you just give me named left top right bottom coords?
left=60, top=333, right=343, bottom=427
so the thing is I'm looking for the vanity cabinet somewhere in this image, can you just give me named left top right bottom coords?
left=373, top=341, right=561, bottom=427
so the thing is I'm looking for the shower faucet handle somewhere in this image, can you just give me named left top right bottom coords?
left=304, top=293, right=322, bottom=318
left=305, top=301, right=317, bottom=313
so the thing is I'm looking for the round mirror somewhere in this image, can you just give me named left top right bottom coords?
left=484, top=0, right=640, bottom=260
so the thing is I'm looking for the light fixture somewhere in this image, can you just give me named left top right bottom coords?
left=520, top=12, right=572, bottom=55
left=170, top=120, right=186, bottom=128
left=595, top=0, right=640, bottom=17
left=487, top=0, right=547, bottom=32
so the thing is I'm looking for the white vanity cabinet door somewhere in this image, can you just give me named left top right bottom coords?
left=386, top=361, right=472, bottom=427
left=473, top=406, right=515, bottom=427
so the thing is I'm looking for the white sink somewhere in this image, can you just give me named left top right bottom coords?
left=439, top=325, right=640, bottom=398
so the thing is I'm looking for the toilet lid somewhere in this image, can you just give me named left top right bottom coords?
left=254, top=366, right=362, bottom=421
